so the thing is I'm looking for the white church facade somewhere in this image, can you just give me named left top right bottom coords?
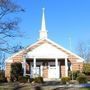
left=5, top=9, right=84, bottom=80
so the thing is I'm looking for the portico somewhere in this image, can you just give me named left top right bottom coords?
left=23, top=57, right=69, bottom=79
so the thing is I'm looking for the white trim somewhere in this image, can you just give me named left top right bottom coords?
left=26, top=38, right=84, bottom=61
left=39, top=8, right=48, bottom=39
left=5, top=49, right=25, bottom=63
left=5, top=39, right=44, bottom=63
left=5, top=38, right=84, bottom=63
left=65, top=58, right=68, bottom=77
left=55, top=58, right=59, bottom=78
left=33, top=58, right=36, bottom=68
left=23, top=57, right=26, bottom=76
left=46, top=39, right=84, bottom=62
left=40, top=64, right=43, bottom=77
left=77, top=59, right=84, bottom=62
left=5, top=59, right=13, bottom=63
left=33, top=58, right=36, bottom=77
left=55, top=58, right=58, bottom=67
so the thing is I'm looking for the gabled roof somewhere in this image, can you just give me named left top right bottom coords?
left=5, top=38, right=84, bottom=63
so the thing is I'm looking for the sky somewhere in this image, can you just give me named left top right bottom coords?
left=13, top=0, right=90, bottom=53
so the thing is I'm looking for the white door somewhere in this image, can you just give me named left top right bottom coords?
left=48, top=66, right=59, bottom=78
left=48, top=66, right=56, bottom=78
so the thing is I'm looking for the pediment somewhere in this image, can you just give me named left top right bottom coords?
left=5, top=39, right=84, bottom=62
left=26, top=42, right=68, bottom=58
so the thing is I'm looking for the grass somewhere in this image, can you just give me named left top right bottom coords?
left=0, top=82, right=90, bottom=90
left=80, top=88, right=90, bottom=90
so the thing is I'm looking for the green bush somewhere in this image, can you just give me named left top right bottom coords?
left=18, top=76, right=23, bottom=82
left=83, top=63, right=90, bottom=75
left=19, top=76, right=27, bottom=83
left=22, top=76, right=29, bottom=83
left=18, top=75, right=35, bottom=83
left=69, top=70, right=80, bottom=80
left=61, top=77, right=70, bottom=84
left=34, top=77, right=43, bottom=83
left=0, top=70, right=7, bottom=83
left=10, top=62, right=23, bottom=82
left=18, top=75, right=30, bottom=83
left=29, top=78, right=34, bottom=83
left=86, top=76, right=90, bottom=81
left=69, top=80, right=78, bottom=84
left=77, top=73, right=87, bottom=84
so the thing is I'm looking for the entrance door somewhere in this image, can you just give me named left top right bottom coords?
left=49, top=66, right=59, bottom=78
left=48, top=66, right=57, bottom=78
left=48, top=61, right=60, bottom=78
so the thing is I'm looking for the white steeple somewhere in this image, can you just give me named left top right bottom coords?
left=39, top=8, right=48, bottom=39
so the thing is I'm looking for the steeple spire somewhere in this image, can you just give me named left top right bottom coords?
left=39, top=8, right=48, bottom=39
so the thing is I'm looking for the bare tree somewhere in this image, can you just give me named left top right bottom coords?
left=0, top=0, right=24, bottom=53
left=0, top=0, right=24, bottom=70
left=77, top=41, right=90, bottom=62
left=10, top=44, right=24, bottom=53
left=0, top=52, right=5, bottom=70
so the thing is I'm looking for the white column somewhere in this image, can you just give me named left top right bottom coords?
left=23, top=57, right=26, bottom=76
left=55, top=58, right=58, bottom=67
left=65, top=58, right=68, bottom=77
left=33, top=58, right=36, bottom=77
left=33, top=58, right=36, bottom=68
left=55, top=58, right=59, bottom=78
left=40, top=63, right=43, bottom=77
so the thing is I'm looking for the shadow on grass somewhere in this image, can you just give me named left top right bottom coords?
left=13, top=85, right=26, bottom=90
left=42, top=81, right=60, bottom=86
left=34, top=86, right=42, bottom=90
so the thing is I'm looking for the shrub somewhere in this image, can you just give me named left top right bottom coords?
left=83, top=63, right=90, bottom=75
left=18, top=76, right=23, bottom=82
left=18, top=75, right=35, bottom=83
left=69, top=80, right=78, bottom=84
left=76, top=73, right=87, bottom=84
left=34, top=77, right=43, bottom=83
left=22, top=76, right=28, bottom=83
left=30, top=78, right=34, bottom=83
left=18, top=75, right=30, bottom=83
left=69, top=70, right=80, bottom=80
left=10, top=62, right=23, bottom=82
left=61, top=77, right=70, bottom=84
left=0, top=70, right=7, bottom=83
left=19, top=76, right=27, bottom=83
left=86, top=76, right=90, bottom=81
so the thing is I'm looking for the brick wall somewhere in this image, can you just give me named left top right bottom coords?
left=5, top=48, right=83, bottom=80
left=5, top=63, right=11, bottom=81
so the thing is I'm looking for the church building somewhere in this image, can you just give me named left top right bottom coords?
left=5, top=8, right=84, bottom=80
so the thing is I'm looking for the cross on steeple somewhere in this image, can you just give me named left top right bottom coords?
left=39, top=8, right=48, bottom=39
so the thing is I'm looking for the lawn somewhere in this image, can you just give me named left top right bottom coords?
left=0, top=83, right=90, bottom=90
left=80, top=88, right=90, bottom=90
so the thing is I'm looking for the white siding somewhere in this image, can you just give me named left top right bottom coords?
left=27, top=43, right=68, bottom=58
